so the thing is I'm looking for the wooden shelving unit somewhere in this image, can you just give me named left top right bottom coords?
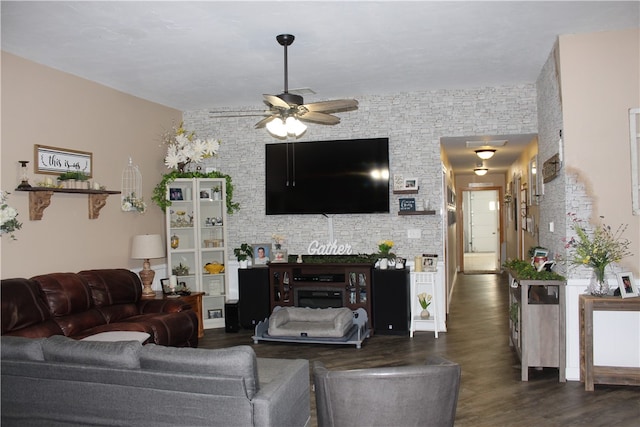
left=398, top=210, right=436, bottom=216
left=15, top=187, right=120, bottom=220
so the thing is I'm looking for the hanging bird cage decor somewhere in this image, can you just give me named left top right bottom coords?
left=121, top=158, right=146, bottom=213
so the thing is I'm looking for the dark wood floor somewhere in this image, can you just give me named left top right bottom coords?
left=199, top=273, right=640, bottom=427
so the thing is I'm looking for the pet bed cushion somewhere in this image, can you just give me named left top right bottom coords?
left=268, top=307, right=353, bottom=338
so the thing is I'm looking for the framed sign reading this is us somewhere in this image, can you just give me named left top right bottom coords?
left=34, top=144, right=93, bottom=177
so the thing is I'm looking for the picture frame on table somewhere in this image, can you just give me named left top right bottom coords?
left=208, top=309, right=223, bottom=319
left=169, top=188, right=183, bottom=201
left=617, top=272, right=639, bottom=298
left=252, top=243, right=271, bottom=266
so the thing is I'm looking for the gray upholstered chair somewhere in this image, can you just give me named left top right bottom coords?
left=313, top=355, right=461, bottom=427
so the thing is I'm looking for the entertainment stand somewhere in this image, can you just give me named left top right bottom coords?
left=269, top=263, right=373, bottom=330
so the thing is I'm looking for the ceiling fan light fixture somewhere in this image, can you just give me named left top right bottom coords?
left=474, top=167, right=489, bottom=176
left=266, top=117, right=287, bottom=138
left=475, top=149, right=496, bottom=160
left=285, top=116, right=307, bottom=137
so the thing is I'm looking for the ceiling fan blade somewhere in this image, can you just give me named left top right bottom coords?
left=255, top=115, right=278, bottom=129
left=264, top=94, right=292, bottom=109
left=303, top=99, right=359, bottom=113
left=298, top=111, right=341, bottom=125
left=209, top=113, right=270, bottom=118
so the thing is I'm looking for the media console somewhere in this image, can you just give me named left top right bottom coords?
left=268, top=263, right=373, bottom=330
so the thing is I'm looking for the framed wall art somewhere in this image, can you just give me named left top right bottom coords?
left=403, top=178, right=418, bottom=190
left=34, top=144, right=93, bottom=177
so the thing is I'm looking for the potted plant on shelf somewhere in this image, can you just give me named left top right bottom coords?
left=234, top=243, right=253, bottom=269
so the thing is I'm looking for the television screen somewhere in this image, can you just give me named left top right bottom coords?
left=265, top=138, right=390, bottom=215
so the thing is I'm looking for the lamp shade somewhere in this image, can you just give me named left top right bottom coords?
left=474, top=167, right=489, bottom=176
left=131, top=234, right=165, bottom=259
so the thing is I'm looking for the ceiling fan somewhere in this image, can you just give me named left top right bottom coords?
left=210, top=34, right=358, bottom=138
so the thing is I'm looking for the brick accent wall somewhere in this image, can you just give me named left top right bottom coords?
left=184, top=85, right=537, bottom=261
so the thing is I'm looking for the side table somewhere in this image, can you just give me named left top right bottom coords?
left=579, top=294, right=640, bottom=391
left=154, top=291, right=205, bottom=338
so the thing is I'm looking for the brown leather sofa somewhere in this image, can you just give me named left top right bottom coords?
left=1, top=268, right=198, bottom=347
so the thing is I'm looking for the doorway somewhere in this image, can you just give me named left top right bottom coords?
left=461, top=189, right=501, bottom=272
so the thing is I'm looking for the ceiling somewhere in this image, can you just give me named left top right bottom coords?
left=2, top=1, right=638, bottom=174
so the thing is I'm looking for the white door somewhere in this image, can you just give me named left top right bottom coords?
left=463, top=189, right=500, bottom=271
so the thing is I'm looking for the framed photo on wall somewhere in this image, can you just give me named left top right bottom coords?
left=403, top=178, right=418, bottom=190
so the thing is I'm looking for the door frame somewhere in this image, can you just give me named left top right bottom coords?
left=457, top=186, right=504, bottom=272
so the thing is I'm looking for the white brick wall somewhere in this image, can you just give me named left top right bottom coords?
left=184, top=85, right=537, bottom=261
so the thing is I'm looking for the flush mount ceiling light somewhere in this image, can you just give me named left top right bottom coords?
left=475, top=149, right=496, bottom=160
left=474, top=161, right=488, bottom=176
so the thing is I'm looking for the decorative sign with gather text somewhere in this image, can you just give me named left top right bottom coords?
left=307, top=240, right=353, bottom=255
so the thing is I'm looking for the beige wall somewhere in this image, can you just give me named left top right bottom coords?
left=559, top=29, right=640, bottom=274
left=1, top=52, right=182, bottom=279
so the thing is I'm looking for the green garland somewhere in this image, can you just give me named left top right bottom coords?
left=152, top=170, right=240, bottom=214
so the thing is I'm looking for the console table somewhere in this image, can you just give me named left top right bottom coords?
left=579, top=294, right=640, bottom=391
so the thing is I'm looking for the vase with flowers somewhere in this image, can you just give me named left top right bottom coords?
left=418, top=292, right=432, bottom=319
left=272, top=234, right=287, bottom=263
left=0, top=191, right=22, bottom=240
left=563, top=213, right=631, bottom=296
left=152, top=123, right=240, bottom=214
left=377, top=240, right=395, bottom=269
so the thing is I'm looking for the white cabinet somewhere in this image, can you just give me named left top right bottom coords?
left=410, top=265, right=447, bottom=337
left=166, top=178, right=228, bottom=329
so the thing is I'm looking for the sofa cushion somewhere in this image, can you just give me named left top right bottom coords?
left=1, top=278, right=58, bottom=335
left=78, top=269, right=142, bottom=308
left=141, top=344, right=260, bottom=398
left=42, top=335, right=142, bottom=369
left=1, top=336, right=46, bottom=361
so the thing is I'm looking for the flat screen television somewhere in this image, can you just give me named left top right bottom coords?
left=265, top=137, right=390, bottom=215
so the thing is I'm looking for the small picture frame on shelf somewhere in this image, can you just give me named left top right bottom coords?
left=207, top=309, right=222, bottom=319
left=169, top=188, right=183, bottom=201
left=252, top=243, right=271, bottom=266
left=617, top=272, right=638, bottom=298
left=403, top=178, right=418, bottom=190
left=422, top=254, right=438, bottom=272
left=199, top=190, right=210, bottom=199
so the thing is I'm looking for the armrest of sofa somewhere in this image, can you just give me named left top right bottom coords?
left=252, top=358, right=310, bottom=427
left=137, top=298, right=192, bottom=314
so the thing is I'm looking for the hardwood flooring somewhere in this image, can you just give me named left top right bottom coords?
left=199, top=273, right=640, bottom=427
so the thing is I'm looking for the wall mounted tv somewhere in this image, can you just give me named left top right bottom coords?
left=265, top=137, right=390, bottom=215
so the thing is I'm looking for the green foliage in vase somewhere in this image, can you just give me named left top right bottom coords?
left=152, top=170, right=239, bottom=214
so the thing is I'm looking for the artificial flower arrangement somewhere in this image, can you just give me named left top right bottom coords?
left=121, top=192, right=146, bottom=213
left=378, top=239, right=395, bottom=259
left=563, top=212, right=631, bottom=295
left=1, top=191, right=22, bottom=240
left=162, top=122, right=220, bottom=171
left=418, top=292, right=432, bottom=310
left=272, top=233, right=286, bottom=249
left=152, top=123, right=239, bottom=214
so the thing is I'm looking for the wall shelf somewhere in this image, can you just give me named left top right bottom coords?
left=393, top=189, right=419, bottom=195
left=398, top=210, right=436, bottom=216
left=15, top=187, right=121, bottom=220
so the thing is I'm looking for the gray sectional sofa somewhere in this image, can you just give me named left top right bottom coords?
left=1, top=335, right=310, bottom=426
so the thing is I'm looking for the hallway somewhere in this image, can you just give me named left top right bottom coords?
left=200, top=273, right=640, bottom=426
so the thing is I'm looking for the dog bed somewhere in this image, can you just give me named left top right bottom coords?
left=252, top=307, right=370, bottom=349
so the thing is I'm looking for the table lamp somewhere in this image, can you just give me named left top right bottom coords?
left=131, top=234, right=165, bottom=297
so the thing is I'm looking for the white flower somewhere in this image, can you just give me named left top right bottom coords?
left=162, top=122, right=220, bottom=170
left=0, top=191, right=22, bottom=239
